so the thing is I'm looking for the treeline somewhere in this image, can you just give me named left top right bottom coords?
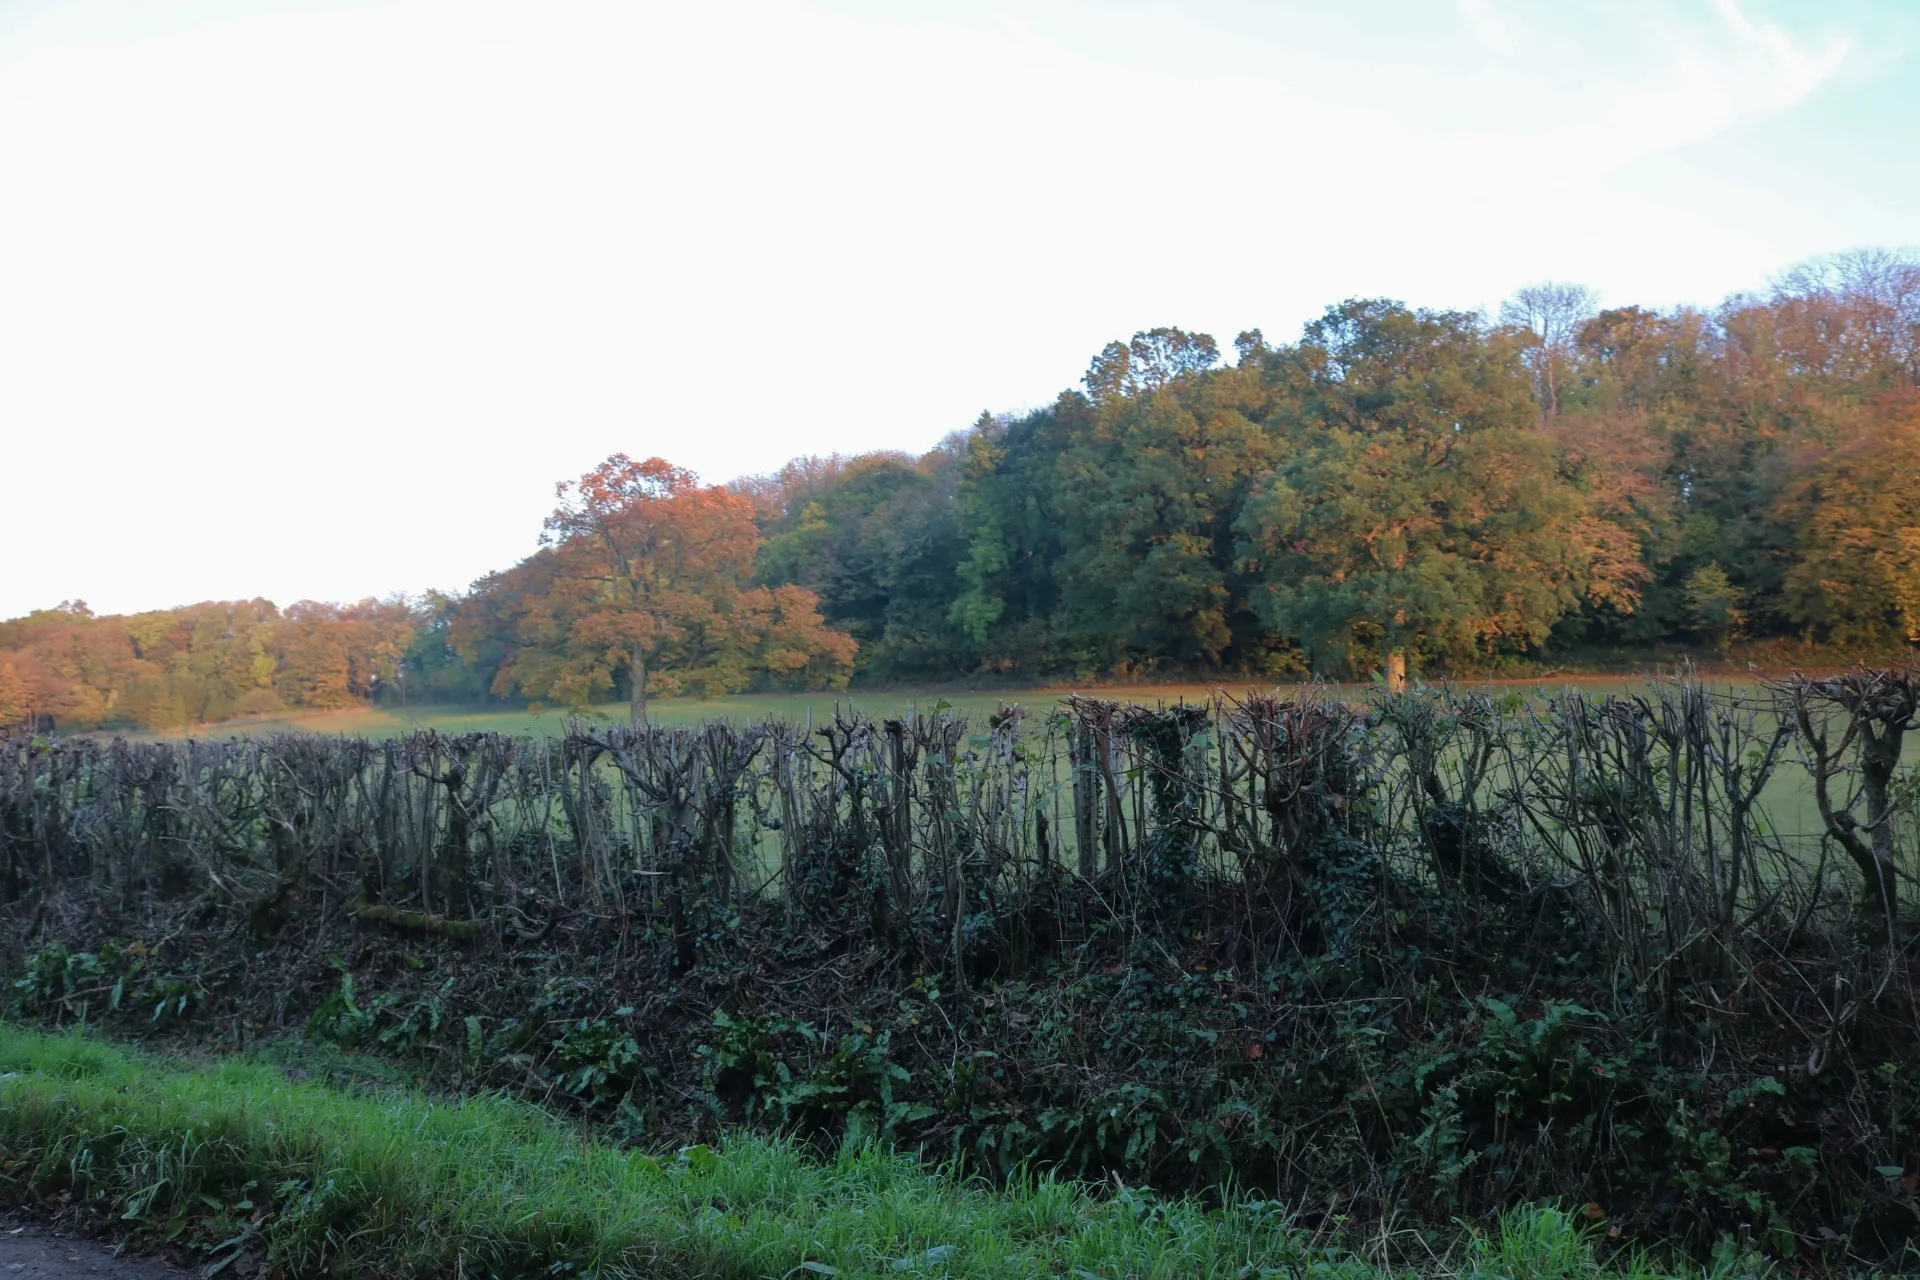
left=6, top=247, right=1918, bottom=729
left=738, top=248, right=1920, bottom=682
left=0, top=456, right=860, bottom=732
left=0, top=598, right=418, bottom=732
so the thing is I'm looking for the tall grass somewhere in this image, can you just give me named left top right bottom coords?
left=0, top=1026, right=1707, bottom=1280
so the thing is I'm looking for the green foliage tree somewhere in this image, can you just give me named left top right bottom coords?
left=1236, top=300, right=1643, bottom=682
left=1051, top=328, right=1284, bottom=673
left=949, top=400, right=1081, bottom=671
left=752, top=448, right=971, bottom=680
left=1681, top=562, right=1746, bottom=655
left=401, top=590, right=499, bottom=704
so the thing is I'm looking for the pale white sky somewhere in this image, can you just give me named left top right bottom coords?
left=2, top=0, right=1914, bottom=618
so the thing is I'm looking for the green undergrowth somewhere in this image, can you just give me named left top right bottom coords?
left=0, top=1026, right=1740, bottom=1280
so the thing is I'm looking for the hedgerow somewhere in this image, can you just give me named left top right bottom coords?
left=4, top=673, right=1919, bottom=1268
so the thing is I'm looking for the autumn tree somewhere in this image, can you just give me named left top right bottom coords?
left=1552, top=306, right=1723, bottom=642
left=1769, top=247, right=1920, bottom=394
left=481, top=455, right=854, bottom=723
left=0, top=657, right=35, bottom=728
left=272, top=600, right=414, bottom=711
left=1236, top=300, right=1643, bottom=685
left=0, top=602, right=132, bottom=728
left=1778, top=391, right=1920, bottom=646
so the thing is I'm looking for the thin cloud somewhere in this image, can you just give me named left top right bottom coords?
left=0, top=0, right=1897, bottom=617
left=1714, top=0, right=1851, bottom=106
left=1524, top=0, right=1852, bottom=176
left=1456, top=0, right=1517, bottom=56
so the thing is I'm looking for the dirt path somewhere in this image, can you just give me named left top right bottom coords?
left=0, top=1219, right=184, bottom=1280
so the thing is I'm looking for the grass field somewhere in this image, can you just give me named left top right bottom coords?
left=130, top=683, right=1264, bottom=738
left=135, top=673, right=1772, bottom=741
left=107, top=673, right=1905, bottom=852
left=0, top=1026, right=1730, bottom=1279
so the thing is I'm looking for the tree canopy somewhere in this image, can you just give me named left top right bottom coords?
left=472, top=455, right=854, bottom=723
left=1236, top=301, right=1643, bottom=681
left=8, top=246, right=1920, bottom=731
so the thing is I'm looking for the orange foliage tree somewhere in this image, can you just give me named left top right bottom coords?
left=476, top=455, right=855, bottom=724
left=1780, top=390, right=1920, bottom=645
left=0, top=599, right=416, bottom=732
left=0, top=655, right=38, bottom=728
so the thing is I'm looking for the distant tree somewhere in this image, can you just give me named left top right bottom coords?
left=1056, top=333, right=1280, bottom=670
left=1237, top=300, right=1642, bottom=685
left=17, top=244, right=1920, bottom=700
left=753, top=448, right=971, bottom=679
left=1769, top=247, right=1920, bottom=392
left=948, top=398, right=1081, bottom=670
left=483, top=455, right=854, bottom=724
left=270, top=600, right=413, bottom=712
left=173, top=600, right=282, bottom=720
left=1539, top=407, right=1677, bottom=646
left=1082, top=327, right=1221, bottom=403
left=1499, top=281, right=1598, bottom=421
left=0, top=605, right=136, bottom=727
left=1682, top=563, right=1747, bottom=654
left=401, top=590, right=498, bottom=703
left=1779, top=392, right=1920, bottom=646
left=0, top=658, right=32, bottom=728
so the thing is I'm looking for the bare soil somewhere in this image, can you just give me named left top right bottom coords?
left=0, top=1218, right=183, bottom=1280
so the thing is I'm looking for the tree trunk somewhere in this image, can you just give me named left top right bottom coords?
left=1071, top=722, right=1097, bottom=877
left=1384, top=647, right=1408, bottom=692
left=1791, top=676, right=1910, bottom=925
left=630, top=646, right=648, bottom=728
left=1859, top=720, right=1903, bottom=919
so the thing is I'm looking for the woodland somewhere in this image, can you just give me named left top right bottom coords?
left=3, top=247, right=1919, bottom=731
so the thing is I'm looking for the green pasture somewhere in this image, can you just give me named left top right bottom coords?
left=112, top=673, right=1917, bottom=853
left=142, top=673, right=1759, bottom=740
left=163, top=686, right=1145, bottom=738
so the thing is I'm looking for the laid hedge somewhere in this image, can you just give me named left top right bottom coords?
left=5, top=675, right=1919, bottom=1266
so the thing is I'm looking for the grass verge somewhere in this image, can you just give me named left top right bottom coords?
left=0, top=1025, right=1711, bottom=1279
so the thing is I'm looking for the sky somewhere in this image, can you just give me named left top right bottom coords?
left=2, top=0, right=1916, bottom=619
